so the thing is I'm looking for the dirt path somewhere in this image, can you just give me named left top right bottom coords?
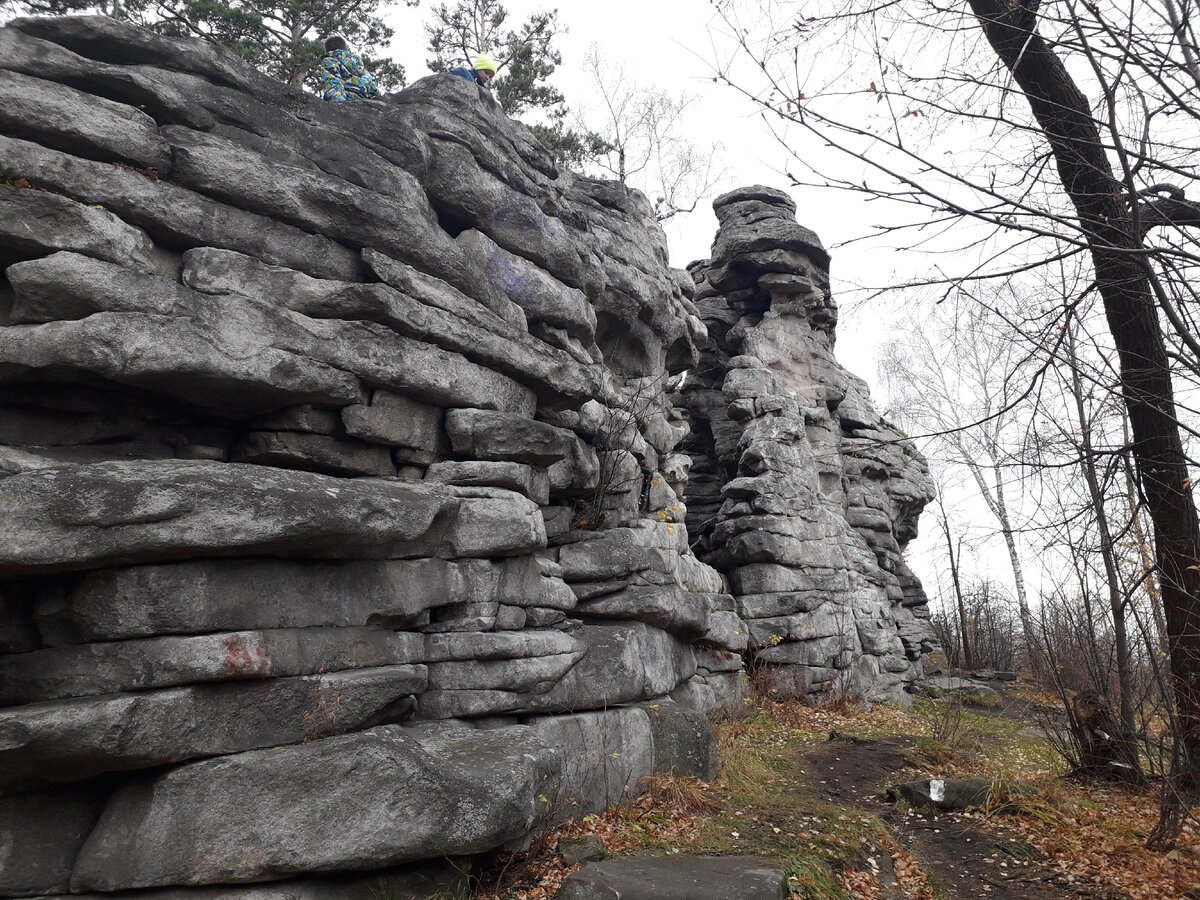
left=799, top=734, right=1086, bottom=899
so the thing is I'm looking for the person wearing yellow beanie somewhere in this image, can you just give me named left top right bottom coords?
left=449, top=54, right=498, bottom=88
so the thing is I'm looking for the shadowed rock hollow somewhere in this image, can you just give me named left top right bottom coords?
left=0, top=17, right=936, bottom=897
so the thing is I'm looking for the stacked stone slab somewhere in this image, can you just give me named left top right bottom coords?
left=675, top=186, right=939, bottom=705
left=0, top=16, right=737, bottom=897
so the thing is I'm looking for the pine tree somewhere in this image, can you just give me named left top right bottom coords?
left=8, top=0, right=411, bottom=91
left=424, top=0, right=601, bottom=166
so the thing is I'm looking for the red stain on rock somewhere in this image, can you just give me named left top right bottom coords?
left=221, top=634, right=269, bottom=676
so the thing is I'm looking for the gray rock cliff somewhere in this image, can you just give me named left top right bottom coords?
left=0, top=18, right=932, bottom=897
left=0, top=16, right=726, bottom=896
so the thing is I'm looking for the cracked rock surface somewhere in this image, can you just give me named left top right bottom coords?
left=0, top=17, right=930, bottom=896
left=674, top=186, right=939, bottom=705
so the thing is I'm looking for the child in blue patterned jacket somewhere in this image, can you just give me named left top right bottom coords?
left=319, top=36, right=380, bottom=103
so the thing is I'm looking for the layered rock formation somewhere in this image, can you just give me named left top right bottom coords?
left=675, top=187, right=939, bottom=704
left=0, top=16, right=933, bottom=897
left=0, top=16, right=733, bottom=898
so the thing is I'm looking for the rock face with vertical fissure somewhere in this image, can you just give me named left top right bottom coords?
left=0, top=16, right=928, bottom=897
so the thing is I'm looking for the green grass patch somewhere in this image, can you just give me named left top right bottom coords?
left=693, top=707, right=899, bottom=896
left=905, top=698, right=1067, bottom=781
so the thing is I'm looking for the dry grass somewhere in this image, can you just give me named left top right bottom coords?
left=712, top=712, right=778, bottom=802
left=464, top=687, right=1199, bottom=899
left=636, top=774, right=721, bottom=816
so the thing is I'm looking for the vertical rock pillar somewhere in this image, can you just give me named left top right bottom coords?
left=675, top=186, right=939, bottom=704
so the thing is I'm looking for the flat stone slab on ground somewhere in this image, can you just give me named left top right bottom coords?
left=558, top=835, right=606, bottom=866
left=918, top=676, right=1003, bottom=706
left=556, top=855, right=787, bottom=900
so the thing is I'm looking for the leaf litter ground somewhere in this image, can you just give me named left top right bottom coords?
left=469, top=685, right=1199, bottom=899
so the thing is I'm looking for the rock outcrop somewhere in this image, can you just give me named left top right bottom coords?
left=675, top=186, right=939, bottom=704
left=0, top=16, right=728, bottom=897
left=0, top=17, right=932, bottom=897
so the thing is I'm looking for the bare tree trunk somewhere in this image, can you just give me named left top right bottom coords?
left=1122, top=421, right=1170, bottom=654
left=968, top=0, right=1200, bottom=789
left=939, top=505, right=974, bottom=670
left=287, top=19, right=307, bottom=87
left=1063, top=323, right=1139, bottom=769
left=963, top=455, right=1036, bottom=659
left=993, top=463, right=1033, bottom=627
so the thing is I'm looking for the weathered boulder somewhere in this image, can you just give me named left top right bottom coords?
left=575, top=586, right=713, bottom=639
left=11, top=14, right=276, bottom=93
left=426, top=651, right=584, bottom=693
left=559, top=835, right=607, bottom=867
left=71, top=724, right=559, bottom=890
left=341, top=390, right=444, bottom=451
left=161, top=125, right=486, bottom=303
left=640, top=699, right=719, bottom=780
left=0, top=784, right=109, bottom=897
left=0, top=185, right=155, bottom=271
left=527, top=708, right=655, bottom=819
left=231, top=431, right=396, bottom=477
left=428, top=628, right=569, bottom=655
left=427, top=460, right=550, bottom=504
left=445, top=408, right=574, bottom=466
left=0, top=135, right=363, bottom=280
left=557, top=521, right=692, bottom=583
left=179, top=246, right=598, bottom=407
left=383, top=77, right=606, bottom=297
left=0, top=627, right=423, bottom=704
left=7, top=251, right=537, bottom=417
left=457, top=228, right=598, bottom=343
left=416, top=623, right=696, bottom=718
left=0, top=666, right=427, bottom=793
left=0, top=461, right=544, bottom=575
left=33, top=556, right=549, bottom=643
left=0, top=68, right=170, bottom=171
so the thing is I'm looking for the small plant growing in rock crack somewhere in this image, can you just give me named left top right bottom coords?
left=573, top=373, right=669, bottom=530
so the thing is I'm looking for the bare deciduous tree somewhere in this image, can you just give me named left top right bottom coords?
left=712, top=0, right=1200, bottom=834
left=879, top=303, right=1037, bottom=644
left=577, top=45, right=725, bottom=221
